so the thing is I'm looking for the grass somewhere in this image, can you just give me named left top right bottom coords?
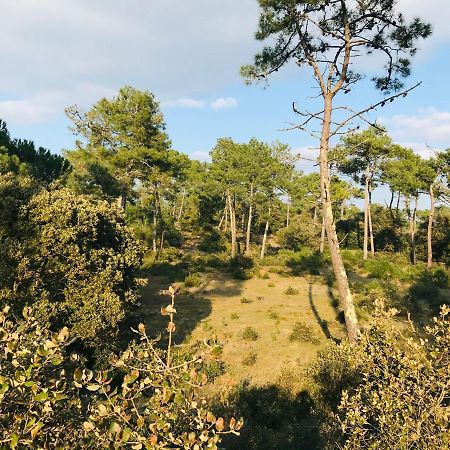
left=242, top=352, right=258, bottom=366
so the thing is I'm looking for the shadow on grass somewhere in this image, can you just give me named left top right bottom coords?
left=308, top=282, right=340, bottom=343
left=216, top=382, right=324, bottom=450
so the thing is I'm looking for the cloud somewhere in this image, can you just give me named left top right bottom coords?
left=211, top=97, right=238, bottom=110
left=0, top=1, right=259, bottom=109
left=382, top=108, right=450, bottom=148
left=163, top=98, right=206, bottom=108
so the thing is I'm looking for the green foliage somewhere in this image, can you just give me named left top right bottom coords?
left=228, top=255, right=254, bottom=280
left=0, top=305, right=242, bottom=449
left=230, top=313, right=239, bottom=320
left=198, top=229, right=226, bottom=253
left=240, top=297, right=253, bottom=304
left=0, top=185, right=144, bottom=355
left=184, top=272, right=202, bottom=288
left=205, top=360, right=226, bottom=381
left=289, top=322, right=320, bottom=344
left=338, top=303, right=450, bottom=449
left=242, top=327, right=259, bottom=341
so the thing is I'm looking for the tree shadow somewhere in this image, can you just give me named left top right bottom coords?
left=308, top=282, right=340, bottom=343
left=216, top=381, right=325, bottom=450
left=123, top=275, right=213, bottom=346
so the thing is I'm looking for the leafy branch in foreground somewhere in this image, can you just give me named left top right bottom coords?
left=0, top=291, right=242, bottom=449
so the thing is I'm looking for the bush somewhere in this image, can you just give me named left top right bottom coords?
left=240, top=297, right=253, bottom=304
left=184, top=272, right=202, bottom=288
left=0, top=187, right=144, bottom=356
left=284, top=286, right=299, bottom=295
left=338, top=303, right=450, bottom=450
left=198, top=229, right=226, bottom=253
left=242, top=352, right=258, bottom=367
left=289, top=321, right=320, bottom=344
left=228, top=255, right=254, bottom=280
left=242, top=326, right=259, bottom=341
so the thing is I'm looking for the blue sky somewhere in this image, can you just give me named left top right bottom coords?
left=2, top=0, right=450, bottom=187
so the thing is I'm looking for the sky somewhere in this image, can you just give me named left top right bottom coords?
left=1, top=0, right=450, bottom=199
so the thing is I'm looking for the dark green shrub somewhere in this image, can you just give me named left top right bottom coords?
left=240, top=297, right=253, bottom=304
left=198, top=229, right=226, bottom=253
left=184, top=272, right=202, bottom=288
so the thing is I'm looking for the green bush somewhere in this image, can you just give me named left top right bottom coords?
left=0, top=187, right=144, bottom=356
left=338, top=303, right=450, bottom=449
left=242, top=326, right=259, bottom=341
left=198, top=229, right=226, bottom=253
left=240, top=297, right=253, bottom=304
left=184, top=272, right=202, bottom=288
left=289, top=321, right=320, bottom=344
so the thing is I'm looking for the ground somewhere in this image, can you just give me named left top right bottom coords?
left=139, top=269, right=346, bottom=387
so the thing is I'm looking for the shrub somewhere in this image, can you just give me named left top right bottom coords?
left=0, top=187, right=144, bottom=356
left=228, top=255, right=254, bottom=280
left=338, top=303, right=450, bottom=450
left=230, top=313, right=239, bottom=320
left=184, top=272, right=202, bottom=288
left=198, top=229, right=226, bottom=253
left=242, top=326, right=259, bottom=341
left=242, top=352, right=258, bottom=367
left=205, top=360, right=226, bottom=381
left=284, top=286, right=299, bottom=295
left=0, top=299, right=242, bottom=448
left=240, top=297, right=253, bottom=304
left=289, top=321, right=320, bottom=344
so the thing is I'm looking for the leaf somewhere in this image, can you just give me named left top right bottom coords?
left=215, top=417, right=225, bottom=432
left=86, top=383, right=101, bottom=391
left=10, top=433, right=19, bottom=449
left=83, top=421, right=95, bottom=432
left=34, top=391, right=48, bottom=402
left=138, top=323, right=145, bottom=333
left=30, top=422, right=43, bottom=440
left=110, top=422, right=122, bottom=433
left=161, top=307, right=168, bottom=316
left=206, top=411, right=216, bottom=423
left=57, top=327, right=69, bottom=342
left=167, top=322, right=176, bottom=333
left=165, top=304, right=177, bottom=314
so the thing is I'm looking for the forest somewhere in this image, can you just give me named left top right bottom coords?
left=1, top=1, right=449, bottom=449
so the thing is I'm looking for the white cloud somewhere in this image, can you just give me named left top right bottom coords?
left=383, top=108, right=450, bottom=147
left=211, top=97, right=238, bottom=110
left=163, top=98, right=206, bottom=108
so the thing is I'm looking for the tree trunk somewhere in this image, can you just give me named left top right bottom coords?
left=176, top=189, right=186, bottom=222
left=224, top=198, right=228, bottom=232
left=245, top=182, right=254, bottom=255
left=406, top=196, right=417, bottom=265
left=319, top=215, right=326, bottom=253
left=117, top=188, right=127, bottom=210
left=368, top=187, right=375, bottom=256
left=320, top=95, right=359, bottom=344
left=260, top=206, right=271, bottom=259
left=152, top=206, right=157, bottom=254
left=363, top=174, right=369, bottom=260
left=313, top=203, right=318, bottom=225
left=228, top=191, right=237, bottom=258
left=427, top=184, right=435, bottom=269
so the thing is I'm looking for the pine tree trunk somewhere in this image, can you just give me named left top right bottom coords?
left=320, top=95, right=359, bottom=344
left=368, top=187, right=375, bottom=256
left=152, top=206, right=157, bottom=254
left=319, top=216, right=326, bottom=253
left=427, top=184, right=435, bottom=269
left=246, top=182, right=254, bottom=255
left=260, top=206, right=270, bottom=259
left=363, top=175, right=369, bottom=260
left=176, top=189, right=186, bottom=222
left=117, top=188, right=127, bottom=210
left=406, top=196, right=417, bottom=265
left=228, top=191, right=237, bottom=258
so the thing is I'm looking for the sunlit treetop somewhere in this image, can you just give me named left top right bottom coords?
left=242, top=0, right=432, bottom=94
